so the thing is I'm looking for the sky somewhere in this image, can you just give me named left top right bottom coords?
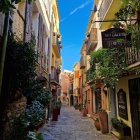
left=58, top=0, right=93, bottom=71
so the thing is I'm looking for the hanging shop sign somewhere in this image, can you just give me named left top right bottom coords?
left=102, top=28, right=130, bottom=48
left=117, top=89, right=128, bottom=120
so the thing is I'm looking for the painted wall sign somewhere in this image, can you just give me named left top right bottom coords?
left=117, top=89, right=128, bottom=120
left=102, top=28, right=129, bottom=48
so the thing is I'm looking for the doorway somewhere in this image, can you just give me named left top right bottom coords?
left=95, top=88, right=101, bottom=112
left=70, top=95, right=74, bottom=106
left=129, top=78, right=140, bottom=140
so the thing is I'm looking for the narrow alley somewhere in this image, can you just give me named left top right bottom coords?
left=41, top=105, right=117, bottom=140
left=1, top=0, right=140, bottom=140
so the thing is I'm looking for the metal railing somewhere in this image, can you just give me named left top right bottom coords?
left=125, top=47, right=140, bottom=66
left=52, top=33, right=61, bottom=55
left=80, top=55, right=86, bottom=69
left=86, top=28, right=98, bottom=54
left=51, top=67, right=59, bottom=83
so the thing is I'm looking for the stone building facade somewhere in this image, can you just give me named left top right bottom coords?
left=0, top=0, right=62, bottom=139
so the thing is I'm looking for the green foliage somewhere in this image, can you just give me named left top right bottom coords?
left=25, top=101, right=46, bottom=127
left=3, top=35, right=52, bottom=139
left=113, top=0, right=140, bottom=48
left=26, top=80, right=52, bottom=106
left=111, top=118, right=127, bottom=129
left=122, top=0, right=140, bottom=11
left=35, top=89, right=52, bottom=107
left=78, top=103, right=83, bottom=110
left=74, top=104, right=79, bottom=110
left=0, top=0, right=33, bottom=13
left=10, top=115, right=30, bottom=140
left=3, top=35, right=36, bottom=97
left=52, top=99, right=62, bottom=109
left=27, top=131, right=43, bottom=140
left=87, top=48, right=127, bottom=87
left=11, top=114, right=44, bottom=140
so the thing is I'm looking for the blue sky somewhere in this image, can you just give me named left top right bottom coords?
left=58, top=0, right=93, bottom=71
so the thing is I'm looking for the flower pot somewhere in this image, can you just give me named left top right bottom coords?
left=98, top=111, right=108, bottom=133
left=83, top=108, right=88, bottom=117
left=52, top=108, right=59, bottom=121
left=94, top=120, right=101, bottom=131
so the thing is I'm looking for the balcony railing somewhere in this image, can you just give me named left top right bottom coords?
left=80, top=55, right=86, bottom=69
left=86, top=28, right=98, bottom=55
left=98, top=0, right=113, bottom=21
left=125, top=47, right=140, bottom=66
left=52, top=33, right=61, bottom=56
left=51, top=67, right=59, bottom=83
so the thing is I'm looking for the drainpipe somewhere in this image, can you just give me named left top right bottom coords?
left=0, top=10, right=10, bottom=97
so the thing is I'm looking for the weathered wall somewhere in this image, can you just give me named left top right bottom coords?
left=3, top=95, right=27, bottom=140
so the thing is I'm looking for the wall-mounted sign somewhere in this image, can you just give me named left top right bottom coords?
left=117, top=89, right=128, bottom=120
left=102, top=28, right=129, bottom=48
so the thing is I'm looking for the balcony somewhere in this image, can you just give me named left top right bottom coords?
left=98, top=0, right=122, bottom=30
left=125, top=47, right=140, bottom=67
left=51, top=67, right=59, bottom=85
left=52, top=32, right=62, bottom=58
left=86, top=28, right=98, bottom=55
left=80, top=55, right=86, bottom=69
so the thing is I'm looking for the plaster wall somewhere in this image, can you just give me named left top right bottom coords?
left=116, top=74, right=140, bottom=127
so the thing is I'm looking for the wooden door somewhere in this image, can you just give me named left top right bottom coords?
left=129, top=78, right=140, bottom=140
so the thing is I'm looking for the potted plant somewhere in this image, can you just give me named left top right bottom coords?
left=78, top=104, right=83, bottom=112
left=94, top=118, right=101, bottom=131
left=52, top=100, right=61, bottom=121
left=82, top=107, right=88, bottom=117
left=111, top=118, right=131, bottom=139
left=55, top=98, right=62, bottom=115
left=74, top=104, right=79, bottom=110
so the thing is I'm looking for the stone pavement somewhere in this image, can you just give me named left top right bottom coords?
left=41, top=105, right=118, bottom=140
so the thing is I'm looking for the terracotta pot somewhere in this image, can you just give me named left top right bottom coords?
left=94, top=120, right=101, bottom=131
left=98, top=111, right=108, bottom=133
left=83, top=108, right=88, bottom=117
left=52, top=108, right=59, bottom=121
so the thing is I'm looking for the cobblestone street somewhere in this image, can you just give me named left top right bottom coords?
left=41, top=105, right=118, bottom=140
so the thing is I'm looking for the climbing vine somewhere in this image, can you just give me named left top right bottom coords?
left=87, top=49, right=127, bottom=87
left=2, top=34, right=37, bottom=99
